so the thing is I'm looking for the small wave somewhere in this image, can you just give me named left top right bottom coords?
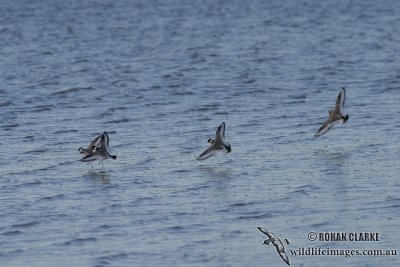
left=62, top=237, right=97, bottom=246
left=380, top=86, right=400, bottom=93
left=290, top=189, right=309, bottom=195
left=73, top=58, right=89, bottom=64
left=144, top=101, right=177, bottom=107
left=171, top=169, right=191, bottom=174
left=0, top=27, right=12, bottom=33
left=189, top=105, right=219, bottom=112
left=199, top=116, right=212, bottom=121
left=41, top=194, right=65, bottom=201
left=164, top=225, right=185, bottom=231
left=26, top=149, right=48, bottom=154
left=229, top=202, right=255, bottom=207
left=93, top=260, right=110, bottom=267
left=386, top=196, right=400, bottom=202
left=168, top=83, right=181, bottom=89
left=0, top=101, right=13, bottom=107
left=57, top=160, right=77, bottom=167
left=97, top=224, right=112, bottom=230
left=24, top=80, right=60, bottom=90
left=110, top=78, right=138, bottom=87
left=214, top=111, right=229, bottom=115
left=148, top=85, right=161, bottom=90
left=309, top=221, right=330, bottom=228
left=3, top=230, right=22, bottom=236
left=380, top=204, right=400, bottom=209
left=285, top=100, right=306, bottom=105
left=240, top=120, right=262, bottom=127
left=232, top=88, right=266, bottom=96
left=11, top=221, right=39, bottom=228
left=183, top=185, right=211, bottom=192
left=289, top=93, right=307, bottom=99
left=1, top=123, right=19, bottom=129
left=236, top=213, right=272, bottom=220
left=243, top=79, right=256, bottom=84
left=54, top=129, right=78, bottom=134
left=172, top=91, right=194, bottom=95
left=32, top=104, right=54, bottom=112
left=51, top=86, right=95, bottom=96
left=95, top=252, right=129, bottom=264
left=294, top=184, right=321, bottom=191
left=268, top=87, right=283, bottom=91
left=105, top=118, right=130, bottom=124
left=162, top=72, right=184, bottom=79
left=21, top=180, right=43, bottom=186
left=107, top=106, right=128, bottom=112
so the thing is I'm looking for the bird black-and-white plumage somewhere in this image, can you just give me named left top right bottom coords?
left=314, top=87, right=349, bottom=137
left=196, top=122, right=232, bottom=161
left=80, top=132, right=117, bottom=164
left=257, top=227, right=290, bottom=266
left=78, top=133, right=102, bottom=155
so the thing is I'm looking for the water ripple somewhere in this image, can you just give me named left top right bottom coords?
left=51, top=86, right=95, bottom=96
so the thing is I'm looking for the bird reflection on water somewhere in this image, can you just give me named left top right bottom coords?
left=197, top=165, right=233, bottom=179
left=84, top=170, right=111, bottom=183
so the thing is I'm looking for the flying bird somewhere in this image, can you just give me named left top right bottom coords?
left=197, top=122, right=231, bottom=160
left=257, top=226, right=290, bottom=266
left=315, top=87, right=349, bottom=137
left=80, top=132, right=117, bottom=166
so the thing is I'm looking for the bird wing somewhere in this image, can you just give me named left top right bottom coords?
left=214, top=122, right=226, bottom=145
left=276, top=248, right=291, bottom=266
left=80, top=152, right=100, bottom=162
left=96, top=132, right=108, bottom=149
left=314, top=118, right=340, bottom=137
left=334, top=87, right=346, bottom=114
left=88, top=133, right=102, bottom=150
left=196, top=146, right=220, bottom=160
left=257, top=227, right=273, bottom=239
left=273, top=237, right=290, bottom=266
left=102, top=132, right=110, bottom=149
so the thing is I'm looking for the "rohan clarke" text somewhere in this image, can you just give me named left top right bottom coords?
left=319, top=232, right=380, bottom=242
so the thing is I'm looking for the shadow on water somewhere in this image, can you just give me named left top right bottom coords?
left=197, top=165, right=233, bottom=179
left=195, top=165, right=235, bottom=199
left=83, top=169, right=111, bottom=183
left=314, top=149, right=356, bottom=219
left=320, top=151, right=352, bottom=163
left=315, top=149, right=352, bottom=176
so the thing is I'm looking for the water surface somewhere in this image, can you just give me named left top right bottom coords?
left=1, top=0, right=399, bottom=266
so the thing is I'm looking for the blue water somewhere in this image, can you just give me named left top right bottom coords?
left=1, top=0, right=399, bottom=266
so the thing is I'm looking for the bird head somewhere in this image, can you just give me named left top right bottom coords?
left=343, top=114, right=349, bottom=123
left=226, top=144, right=232, bottom=153
left=263, top=239, right=272, bottom=245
